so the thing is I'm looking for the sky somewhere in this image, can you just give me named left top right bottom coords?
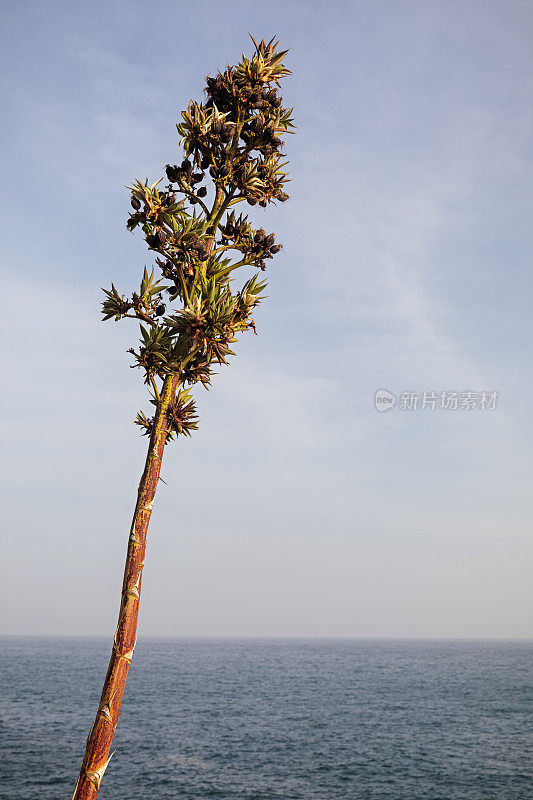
left=1, top=0, right=532, bottom=638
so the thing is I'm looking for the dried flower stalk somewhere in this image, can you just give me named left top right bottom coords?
left=71, top=36, right=293, bottom=799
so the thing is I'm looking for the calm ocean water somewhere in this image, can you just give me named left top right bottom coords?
left=0, top=638, right=531, bottom=799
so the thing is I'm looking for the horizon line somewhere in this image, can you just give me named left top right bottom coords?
left=1, top=634, right=532, bottom=642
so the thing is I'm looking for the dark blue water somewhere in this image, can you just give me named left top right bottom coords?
left=0, top=638, right=531, bottom=799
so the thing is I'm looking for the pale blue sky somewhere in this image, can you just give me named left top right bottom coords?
left=1, top=0, right=532, bottom=637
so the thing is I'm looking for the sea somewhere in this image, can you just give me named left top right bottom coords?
left=1, top=638, right=531, bottom=799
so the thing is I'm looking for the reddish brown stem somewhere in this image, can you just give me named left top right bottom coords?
left=71, top=373, right=180, bottom=800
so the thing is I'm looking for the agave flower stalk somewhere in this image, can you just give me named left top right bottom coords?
left=71, top=36, right=293, bottom=800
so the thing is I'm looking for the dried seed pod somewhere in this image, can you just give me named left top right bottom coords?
left=155, top=304, right=166, bottom=316
left=181, top=159, right=192, bottom=173
left=259, top=200, right=267, bottom=207
left=131, top=197, right=141, bottom=210
left=270, top=244, right=281, bottom=254
left=192, top=172, right=204, bottom=183
left=165, top=164, right=180, bottom=183
left=247, top=198, right=257, bottom=205
left=200, top=156, right=210, bottom=169
left=197, top=186, right=207, bottom=198
left=277, top=192, right=289, bottom=202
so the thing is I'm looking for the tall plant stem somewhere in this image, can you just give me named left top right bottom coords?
left=72, top=373, right=180, bottom=800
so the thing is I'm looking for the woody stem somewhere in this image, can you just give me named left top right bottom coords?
left=71, top=373, right=180, bottom=800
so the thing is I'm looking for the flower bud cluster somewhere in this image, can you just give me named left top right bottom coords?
left=175, top=37, right=293, bottom=207
left=105, top=38, right=292, bottom=442
left=219, top=221, right=281, bottom=270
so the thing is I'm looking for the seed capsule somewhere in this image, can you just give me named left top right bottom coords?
left=181, top=159, right=192, bottom=173
left=131, top=197, right=141, bottom=210
left=165, top=164, right=180, bottom=183
left=247, top=198, right=257, bottom=205
left=270, top=244, right=281, bottom=254
left=155, top=304, right=165, bottom=316
left=200, top=156, right=210, bottom=169
left=197, top=186, right=207, bottom=197
left=259, top=200, right=267, bottom=207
